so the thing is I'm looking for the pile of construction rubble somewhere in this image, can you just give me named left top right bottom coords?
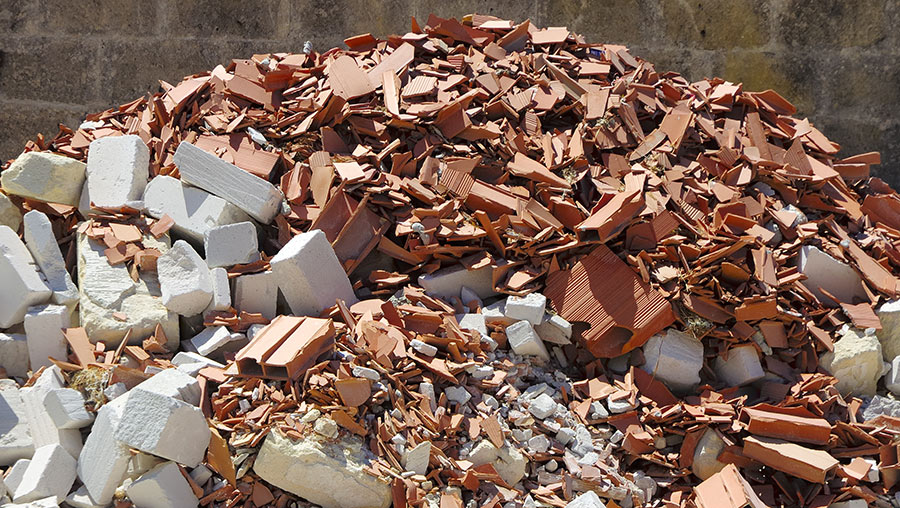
left=2, top=12, right=900, bottom=508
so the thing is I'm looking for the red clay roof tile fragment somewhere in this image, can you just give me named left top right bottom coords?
left=694, top=464, right=770, bottom=508
left=742, top=435, right=839, bottom=483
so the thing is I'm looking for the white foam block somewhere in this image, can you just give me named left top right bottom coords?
left=233, top=271, right=278, bottom=320
left=157, top=240, right=213, bottom=316
left=204, top=221, right=258, bottom=268
left=85, top=135, right=149, bottom=209
left=24, top=305, right=69, bottom=370
left=114, top=389, right=210, bottom=467
left=270, top=229, right=356, bottom=316
left=0, top=226, right=51, bottom=328
left=143, top=175, right=251, bottom=244
left=12, top=443, right=76, bottom=504
left=173, top=142, right=283, bottom=224
left=23, top=211, right=78, bottom=309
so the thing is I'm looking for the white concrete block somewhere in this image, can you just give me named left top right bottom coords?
left=12, top=444, right=76, bottom=504
left=886, top=356, right=900, bottom=396
left=204, top=222, right=258, bottom=268
left=0, top=381, right=34, bottom=466
left=1, top=152, right=85, bottom=206
left=402, top=441, right=431, bottom=475
left=642, top=329, right=704, bottom=393
left=134, top=369, right=201, bottom=406
left=456, top=314, right=488, bottom=336
left=23, top=305, right=69, bottom=371
left=143, top=175, right=251, bottom=244
left=233, top=271, right=277, bottom=320
left=528, top=393, right=557, bottom=419
left=798, top=245, right=866, bottom=307
left=173, top=142, right=283, bottom=224
left=188, top=326, right=247, bottom=361
left=0, top=334, right=29, bottom=378
left=126, top=462, right=198, bottom=508
left=482, top=300, right=515, bottom=327
left=418, top=263, right=495, bottom=300
left=4, top=459, right=31, bottom=496
left=85, top=135, right=149, bottom=209
left=171, top=352, right=224, bottom=378
left=820, top=328, right=883, bottom=397
left=504, top=293, right=546, bottom=325
left=43, top=389, right=92, bottom=430
left=19, top=367, right=81, bottom=459
left=77, top=231, right=178, bottom=348
left=877, top=299, right=900, bottom=360
left=270, top=230, right=356, bottom=316
left=23, top=211, right=78, bottom=310
left=505, top=320, right=549, bottom=361
left=64, top=486, right=109, bottom=508
left=114, top=389, right=210, bottom=467
left=0, top=226, right=51, bottom=329
left=0, top=192, right=22, bottom=232
left=204, top=267, right=232, bottom=314
left=157, top=240, right=213, bottom=316
left=534, top=313, right=572, bottom=345
left=77, top=393, right=131, bottom=506
left=254, top=430, right=391, bottom=508
left=714, top=344, right=765, bottom=387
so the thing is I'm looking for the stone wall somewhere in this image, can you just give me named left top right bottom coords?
left=1, top=0, right=898, bottom=183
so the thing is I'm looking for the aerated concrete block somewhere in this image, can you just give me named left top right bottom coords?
left=19, top=367, right=82, bottom=459
left=23, top=305, right=69, bottom=371
left=126, top=462, right=198, bottom=508
left=233, top=271, right=277, bottom=320
left=1, top=151, right=85, bottom=206
left=0, top=380, right=34, bottom=466
left=270, top=229, right=356, bottom=316
left=77, top=392, right=132, bottom=506
left=204, top=267, right=232, bottom=313
left=143, top=175, right=251, bottom=244
left=0, top=333, right=29, bottom=378
left=114, top=389, right=210, bottom=467
left=157, top=240, right=213, bottom=316
left=504, top=293, right=546, bottom=325
left=505, top=320, right=549, bottom=361
left=534, top=313, right=573, bottom=345
left=12, top=443, right=76, bottom=504
left=43, top=389, right=92, bottom=430
left=173, top=142, right=284, bottom=224
left=0, top=226, right=51, bottom=328
left=204, top=221, right=258, bottom=268
left=418, top=263, right=495, bottom=300
left=85, top=135, right=149, bottom=209
left=23, top=211, right=78, bottom=310
left=134, top=368, right=201, bottom=406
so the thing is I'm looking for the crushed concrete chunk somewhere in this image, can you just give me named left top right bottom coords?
left=77, top=230, right=178, bottom=348
left=126, top=462, right=198, bottom=508
left=24, top=304, right=69, bottom=371
left=877, top=299, right=900, bottom=360
left=187, top=326, right=247, bottom=362
left=254, top=430, right=391, bottom=508
left=134, top=368, right=201, bottom=406
left=157, top=240, right=213, bottom=316
left=1, top=151, right=85, bottom=206
left=692, top=428, right=727, bottom=480
left=0, top=333, right=29, bottom=378
left=0, top=226, right=51, bottom=328
left=174, top=142, right=284, bottom=224
left=534, top=313, right=572, bottom=345
left=23, top=211, right=78, bottom=310
left=270, top=229, right=356, bottom=316
left=565, top=491, right=603, bottom=508
left=528, top=393, right=557, bottom=419
left=204, top=221, right=258, bottom=268
left=143, top=175, right=251, bottom=244
left=204, top=267, right=232, bottom=313
left=0, top=380, right=34, bottom=466
left=403, top=440, right=431, bottom=475
left=862, top=395, right=900, bottom=421
left=714, top=344, right=765, bottom=387
left=12, top=444, right=76, bottom=504
left=114, top=388, right=210, bottom=467
left=418, top=263, right=495, bottom=300
left=505, top=320, right=550, bottom=361
left=642, top=329, right=704, bottom=393
left=19, top=367, right=81, bottom=459
left=0, top=192, right=22, bottom=231
left=504, top=293, right=547, bottom=325
left=85, top=135, right=149, bottom=209
left=77, top=392, right=132, bottom=506
left=456, top=313, right=488, bottom=337
left=797, top=245, right=866, bottom=307
left=820, top=327, right=883, bottom=396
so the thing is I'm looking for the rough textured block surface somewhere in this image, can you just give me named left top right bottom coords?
left=157, top=240, right=213, bottom=316
left=270, top=229, right=356, bottom=316
left=820, top=328, right=884, bottom=397
left=254, top=430, right=391, bottom=508
left=0, top=333, right=29, bottom=378
left=143, top=175, right=250, bottom=244
left=642, top=329, right=704, bottom=392
left=714, top=344, right=766, bottom=387
left=504, top=293, right=547, bottom=325
left=1, top=151, right=85, bottom=206
left=418, top=264, right=495, bottom=300
left=0, top=380, right=34, bottom=466
left=12, top=443, right=76, bottom=504
left=85, top=135, right=149, bottom=209
left=174, top=142, right=283, bottom=224
left=43, top=389, right=92, bottom=430
left=134, top=368, right=201, bottom=406
left=19, top=366, right=82, bottom=459
left=126, top=462, right=198, bottom=508
left=114, top=388, right=210, bottom=467
left=505, top=320, right=550, bottom=361
left=77, top=231, right=178, bottom=348
left=24, top=304, right=70, bottom=370
left=0, top=192, right=23, bottom=232
left=233, top=271, right=277, bottom=320
left=204, top=221, right=258, bottom=268
left=77, top=392, right=132, bottom=506
left=23, top=211, right=78, bottom=309
left=0, top=226, right=51, bottom=328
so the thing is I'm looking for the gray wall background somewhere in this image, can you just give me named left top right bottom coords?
left=1, top=0, right=898, bottom=184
